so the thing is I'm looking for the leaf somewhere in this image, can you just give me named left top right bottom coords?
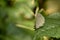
left=33, top=12, right=60, bottom=40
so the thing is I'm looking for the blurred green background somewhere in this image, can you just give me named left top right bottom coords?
left=0, top=0, right=60, bottom=40
left=0, top=0, right=35, bottom=40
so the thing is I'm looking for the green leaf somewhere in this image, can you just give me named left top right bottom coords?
left=33, top=12, right=60, bottom=40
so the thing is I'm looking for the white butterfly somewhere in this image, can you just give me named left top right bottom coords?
left=35, top=8, right=45, bottom=29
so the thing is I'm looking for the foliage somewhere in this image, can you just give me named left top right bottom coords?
left=0, top=0, right=60, bottom=40
left=33, top=12, right=60, bottom=40
left=0, top=0, right=35, bottom=40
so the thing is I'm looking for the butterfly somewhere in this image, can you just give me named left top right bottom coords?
left=34, top=8, right=45, bottom=30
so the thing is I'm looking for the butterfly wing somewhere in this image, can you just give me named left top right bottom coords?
left=35, top=13, right=45, bottom=29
